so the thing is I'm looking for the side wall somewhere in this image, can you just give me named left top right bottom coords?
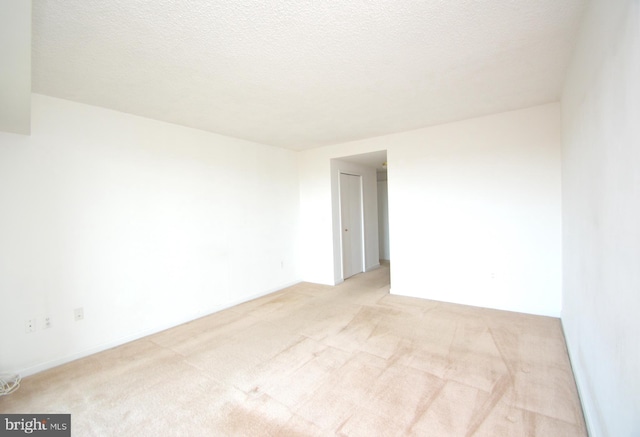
left=377, top=177, right=390, bottom=261
left=561, top=0, right=640, bottom=435
left=0, top=94, right=300, bottom=376
left=299, top=103, right=562, bottom=316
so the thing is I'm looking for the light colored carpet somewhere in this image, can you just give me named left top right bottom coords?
left=1, top=264, right=586, bottom=436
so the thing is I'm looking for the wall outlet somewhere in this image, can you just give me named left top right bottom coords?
left=25, top=319, right=36, bottom=333
left=43, top=316, right=52, bottom=329
left=74, top=307, right=84, bottom=321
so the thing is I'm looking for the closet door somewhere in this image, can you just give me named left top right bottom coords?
left=340, top=173, right=364, bottom=279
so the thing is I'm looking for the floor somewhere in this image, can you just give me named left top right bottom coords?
left=1, top=264, right=587, bottom=436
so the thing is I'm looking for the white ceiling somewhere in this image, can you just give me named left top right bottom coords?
left=32, top=0, right=586, bottom=151
left=338, top=150, right=388, bottom=172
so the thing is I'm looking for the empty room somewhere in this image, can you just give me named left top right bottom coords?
left=1, top=0, right=638, bottom=436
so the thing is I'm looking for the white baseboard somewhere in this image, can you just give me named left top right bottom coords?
left=560, top=320, right=599, bottom=437
left=18, top=279, right=302, bottom=377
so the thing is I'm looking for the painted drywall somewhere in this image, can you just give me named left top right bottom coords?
left=0, top=94, right=300, bottom=376
left=298, top=103, right=562, bottom=316
left=377, top=178, right=390, bottom=261
left=330, top=159, right=380, bottom=284
left=0, top=0, right=31, bottom=134
left=561, top=0, right=640, bottom=435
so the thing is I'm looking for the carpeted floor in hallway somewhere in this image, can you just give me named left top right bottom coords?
left=0, top=264, right=586, bottom=436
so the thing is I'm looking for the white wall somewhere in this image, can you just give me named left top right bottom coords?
left=0, top=0, right=31, bottom=135
left=299, top=103, right=562, bottom=316
left=0, top=94, right=300, bottom=376
left=561, top=0, right=640, bottom=435
left=377, top=177, right=390, bottom=261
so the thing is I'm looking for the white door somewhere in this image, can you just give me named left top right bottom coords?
left=340, top=173, right=364, bottom=279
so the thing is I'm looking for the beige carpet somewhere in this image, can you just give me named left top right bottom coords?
left=1, top=264, right=586, bottom=436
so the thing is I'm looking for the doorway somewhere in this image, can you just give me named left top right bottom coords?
left=331, top=150, right=389, bottom=285
left=339, top=173, right=364, bottom=279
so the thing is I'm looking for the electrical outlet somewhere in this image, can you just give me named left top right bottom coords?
left=43, top=316, right=52, bottom=329
left=25, top=319, right=36, bottom=333
left=74, top=307, right=84, bottom=321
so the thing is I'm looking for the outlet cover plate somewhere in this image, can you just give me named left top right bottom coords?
left=74, top=307, right=84, bottom=321
left=25, top=319, right=36, bottom=333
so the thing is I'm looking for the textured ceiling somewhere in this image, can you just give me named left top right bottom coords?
left=32, top=0, right=586, bottom=150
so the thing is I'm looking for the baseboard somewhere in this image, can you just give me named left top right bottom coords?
left=389, top=286, right=560, bottom=318
left=365, top=263, right=381, bottom=272
left=560, top=319, right=599, bottom=437
left=18, top=279, right=302, bottom=377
